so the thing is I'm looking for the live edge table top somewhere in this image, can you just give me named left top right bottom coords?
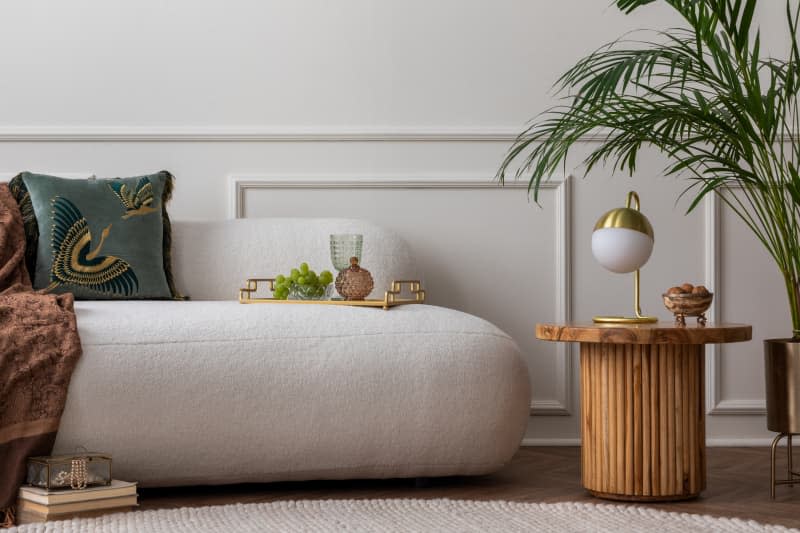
left=536, top=322, right=752, bottom=345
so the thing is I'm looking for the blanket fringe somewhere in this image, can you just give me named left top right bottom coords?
left=1, top=505, right=15, bottom=528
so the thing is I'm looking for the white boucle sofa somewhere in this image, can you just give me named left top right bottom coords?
left=53, top=218, right=531, bottom=487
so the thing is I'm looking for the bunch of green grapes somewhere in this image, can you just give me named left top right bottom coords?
left=273, top=262, right=334, bottom=300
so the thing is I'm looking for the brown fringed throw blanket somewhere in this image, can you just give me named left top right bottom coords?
left=0, top=184, right=82, bottom=527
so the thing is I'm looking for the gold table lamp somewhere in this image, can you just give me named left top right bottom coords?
left=591, top=191, right=657, bottom=324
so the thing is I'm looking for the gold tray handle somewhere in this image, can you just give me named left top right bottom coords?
left=383, top=280, right=426, bottom=310
left=239, top=278, right=275, bottom=303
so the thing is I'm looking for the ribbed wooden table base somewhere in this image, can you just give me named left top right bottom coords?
left=580, top=342, right=705, bottom=501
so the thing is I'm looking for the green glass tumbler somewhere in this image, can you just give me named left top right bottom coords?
left=330, top=234, right=363, bottom=272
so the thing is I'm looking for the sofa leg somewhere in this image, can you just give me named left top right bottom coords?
left=414, top=477, right=431, bottom=488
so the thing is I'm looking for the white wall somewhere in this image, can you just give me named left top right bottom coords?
left=0, top=0, right=791, bottom=445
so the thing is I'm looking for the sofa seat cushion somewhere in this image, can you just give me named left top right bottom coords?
left=55, top=301, right=530, bottom=487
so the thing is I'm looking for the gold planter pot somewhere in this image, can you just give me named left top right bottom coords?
left=764, top=338, right=800, bottom=498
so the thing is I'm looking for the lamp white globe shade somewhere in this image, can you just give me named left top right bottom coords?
left=591, top=227, right=654, bottom=274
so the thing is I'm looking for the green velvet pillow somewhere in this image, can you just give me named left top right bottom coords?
left=9, top=171, right=183, bottom=300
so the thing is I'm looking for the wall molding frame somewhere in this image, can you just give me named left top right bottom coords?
left=0, top=126, right=525, bottom=143
left=230, top=174, right=575, bottom=417
left=0, top=171, right=91, bottom=181
left=0, top=126, right=636, bottom=143
left=0, top=126, right=792, bottom=144
left=704, top=192, right=767, bottom=416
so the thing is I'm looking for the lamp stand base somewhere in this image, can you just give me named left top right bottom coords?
left=592, top=315, right=658, bottom=324
left=592, top=269, right=658, bottom=325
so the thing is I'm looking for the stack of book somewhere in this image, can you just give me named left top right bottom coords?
left=17, top=480, right=138, bottom=524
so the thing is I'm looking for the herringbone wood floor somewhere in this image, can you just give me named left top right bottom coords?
left=138, top=447, right=800, bottom=528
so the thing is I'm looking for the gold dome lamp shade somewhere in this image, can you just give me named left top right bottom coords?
left=591, top=191, right=657, bottom=324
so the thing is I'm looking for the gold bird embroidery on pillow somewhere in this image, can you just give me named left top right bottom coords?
left=47, top=196, right=139, bottom=296
left=107, top=177, right=159, bottom=219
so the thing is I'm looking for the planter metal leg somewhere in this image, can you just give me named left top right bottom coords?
left=790, top=435, right=794, bottom=488
left=772, top=434, right=780, bottom=499
left=771, top=433, right=800, bottom=498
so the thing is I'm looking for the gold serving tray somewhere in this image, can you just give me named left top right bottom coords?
left=239, top=279, right=425, bottom=310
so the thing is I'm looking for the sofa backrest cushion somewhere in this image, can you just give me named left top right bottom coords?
left=171, top=218, right=419, bottom=300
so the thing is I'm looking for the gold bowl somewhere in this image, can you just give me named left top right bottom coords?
left=662, top=292, right=713, bottom=326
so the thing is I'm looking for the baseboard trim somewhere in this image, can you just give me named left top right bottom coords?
left=520, top=438, right=582, bottom=446
left=520, top=437, right=780, bottom=447
left=706, top=438, right=782, bottom=447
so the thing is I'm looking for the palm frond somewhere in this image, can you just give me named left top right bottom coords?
left=499, top=0, right=800, bottom=334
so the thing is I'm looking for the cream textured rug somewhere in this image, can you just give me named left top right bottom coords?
left=9, top=499, right=797, bottom=532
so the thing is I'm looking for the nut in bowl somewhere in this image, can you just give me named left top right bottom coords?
left=662, top=283, right=713, bottom=327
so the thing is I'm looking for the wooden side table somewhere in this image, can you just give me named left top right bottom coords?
left=536, top=322, right=751, bottom=501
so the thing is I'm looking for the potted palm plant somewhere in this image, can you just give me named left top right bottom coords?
left=498, top=0, right=800, bottom=434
